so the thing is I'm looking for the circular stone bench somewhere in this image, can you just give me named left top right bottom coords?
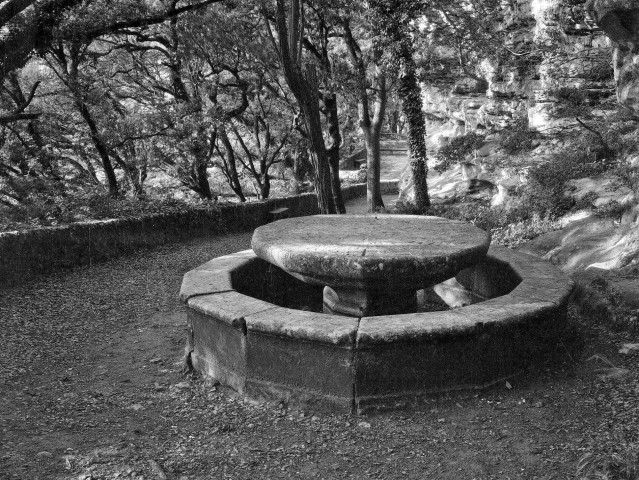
left=180, top=245, right=574, bottom=413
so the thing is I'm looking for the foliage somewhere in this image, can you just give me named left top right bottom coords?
left=500, top=116, right=537, bottom=155
left=552, top=86, right=589, bottom=117
left=594, top=200, right=629, bottom=220
left=520, top=133, right=622, bottom=218
left=434, top=132, right=485, bottom=173
left=490, top=213, right=561, bottom=248
left=577, top=445, right=639, bottom=480
left=0, top=190, right=210, bottom=232
left=395, top=198, right=560, bottom=247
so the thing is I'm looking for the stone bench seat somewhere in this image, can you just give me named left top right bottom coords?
left=180, top=245, right=574, bottom=412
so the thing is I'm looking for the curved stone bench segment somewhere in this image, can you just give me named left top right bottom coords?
left=356, top=246, right=574, bottom=346
left=181, top=251, right=358, bottom=411
left=180, top=245, right=574, bottom=412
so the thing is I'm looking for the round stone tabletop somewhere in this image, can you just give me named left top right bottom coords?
left=251, top=215, right=491, bottom=290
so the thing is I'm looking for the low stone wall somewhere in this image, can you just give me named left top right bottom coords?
left=0, top=181, right=400, bottom=288
left=340, top=180, right=399, bottom=201
left=0, top=193, right=319, bottom=288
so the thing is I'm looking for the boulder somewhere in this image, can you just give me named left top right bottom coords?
left=586, top=0, right=639, bottom=113
left=522, top=217, right=639, bottom=273
left=566, top=175, right=636, bottom=208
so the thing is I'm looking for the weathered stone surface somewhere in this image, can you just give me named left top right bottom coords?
left=522, top=217, right=639, bottom=272
left=252, top=215, right=490, bottom=290
left=245, top=331, right=354, bottom=410
left=179, top=270, right=234, bottom=302
left=187, top=309, right=247, bottom=392
left=187, top=291, right=274, bottom=328
left=587, top=0, right=639, bottom=113
left=354, top=306, right=563, bottom=412
left=323, top=285, right=417, bottom=317
left=619, top=343, right=639, bottom=354
left=431, top=278, right=482, bottom=307
left=182, top=242, right=573, bottom=412
left=179, top=250, right=259, bottom=302
left=566, top=176, right=635, bottom=208
left=252, top=215, right=490, bottom=316
left=244, top=307, right=358, bottom=346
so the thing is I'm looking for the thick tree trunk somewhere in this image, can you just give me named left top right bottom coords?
left=259, top=175, right=270, bottom=200
left=364, top=131, right=384, bottom=212
left=298, top=69, right=336, bottom=214
left=193, top=156, right=213, bottom=200
left=323, top=94, right=345, bottom=213
left=184, top=126, right=214, bottom=200
left=266, top=0, right=335, bottom=214
left=397, top=42, right=430, bottom=211
left=342, top=20, right=386, bottom=213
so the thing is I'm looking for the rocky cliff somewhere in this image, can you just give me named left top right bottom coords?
left=399, top=0, right=619, bottom=205
left=421, top=0, right=613, bottom=135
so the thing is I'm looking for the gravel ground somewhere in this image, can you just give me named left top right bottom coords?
left=1, top=232, right=639, bottom=480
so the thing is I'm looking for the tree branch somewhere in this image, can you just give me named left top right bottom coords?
left=0, top=112, right=40, bottom=124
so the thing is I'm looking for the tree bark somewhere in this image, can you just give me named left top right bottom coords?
left=369, top=0, right=430, bottom=211
left=218, top=127, right=246, bottom=202
left=323, top=93, right=345, bottom=213
left=263, top=0, right=336, bottom=214
left=397, top=41, right=430, bottom=211
left=343, top=20, right=386, bottom=212
left=73, top=94, right=119, bottom=195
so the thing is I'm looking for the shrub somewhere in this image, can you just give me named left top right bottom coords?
left=520, top=135, right=621, bottom=218
left=594, top=200, right=629, bottom=220
left=578, top=444, right=639, bottom=480
left=0, top=191, right=214, bottom=232
left=434, top=132, right=485, bottom=173
left=501, top=116, right=537, bottom=154
left=393, top=198, right=559, bottom=246
left=490, top=213, right=561, bottom=247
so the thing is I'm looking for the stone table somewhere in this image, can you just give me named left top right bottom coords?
left=251, top=215, right=491, bottom=317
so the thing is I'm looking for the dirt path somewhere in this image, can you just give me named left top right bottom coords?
left=1, top=233, right=638, bottom=480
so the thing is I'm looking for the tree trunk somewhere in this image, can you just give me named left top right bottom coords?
left=265, top=0, right=335, bottom=214
left=193, top=156, right=213, bottom=200
left=342, top=20, right=386, bottom=213
left=298, top=67, right=336, bottom=214
left=219, top=128, right=246, bottom=202
left=323, top=93, right=345, bottom=213
left=364, top=132, right=384, bottom=212
left=259, top=156, right=271, bottom=200
left=74, top=95, right=119, bottom=196
left=260, top=175, right=270, bottom=200
left=397, top=42, right=429, bottom=211
left=182, top=126, right=214, bottom=200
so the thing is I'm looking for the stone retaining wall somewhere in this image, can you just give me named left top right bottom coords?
left=340, top=180, right=398, bottom=201
left=0, top=194, right=318, bottom=287
left=0, top=182, right=399, bottom=288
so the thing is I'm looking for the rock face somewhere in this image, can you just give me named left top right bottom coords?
left=398, top=0, right=614, bottom=204
left=523, top=216, right=639, bottom=273
left=420, top=0, right=611, bottom=134
left=586, top=0, right=639, bottom=113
